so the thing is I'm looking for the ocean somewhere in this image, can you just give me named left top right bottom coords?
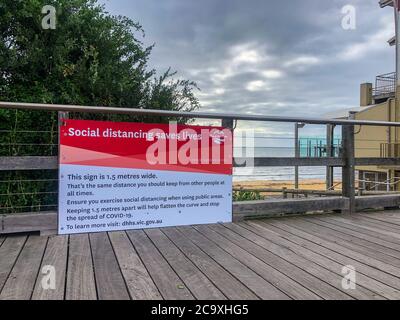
left=233, top=139, right=342, bottom=182
left=233, top=166, right=343, bottom=182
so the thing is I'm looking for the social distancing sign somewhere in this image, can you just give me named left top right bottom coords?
left=58, top=119, right=233, bottom=234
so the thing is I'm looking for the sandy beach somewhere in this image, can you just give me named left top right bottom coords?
left=233, top=179, right=343, bottom=198
left=234, top=179, right=334, bottom=190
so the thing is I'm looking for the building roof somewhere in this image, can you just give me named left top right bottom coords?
left=323, top=105, right=378, bottom=120
left=379, top=0, right=394, bottom=8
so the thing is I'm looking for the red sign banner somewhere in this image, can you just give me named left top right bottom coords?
left=58, top=119, right=233, bottom=235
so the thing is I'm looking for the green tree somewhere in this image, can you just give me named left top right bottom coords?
left=0, top=0, right=200, bottom=213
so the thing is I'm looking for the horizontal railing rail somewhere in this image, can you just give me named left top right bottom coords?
left=2, top=156, right=400, bottom=171
left=2, top=101, right=400, bottom=127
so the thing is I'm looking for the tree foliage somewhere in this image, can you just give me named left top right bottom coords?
left=0, top=0, right=200, bottom=213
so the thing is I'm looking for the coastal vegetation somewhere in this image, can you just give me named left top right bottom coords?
left=0, top=0, right=199, bottom=213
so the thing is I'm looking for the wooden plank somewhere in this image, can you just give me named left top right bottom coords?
left=356, top=195, right=400, bottom=210
left=342, top=124, right=355, bottom=214
left=145, top=228, right=226, bottom=300
left=365, top=210, right=400, bottom=219
left=360, top=213, right=400, bottom=226
left=126, top=230, right=194, bottom=300
left=360, top=214, right=400, bottom=227
left=330, top=213, right=400, bottom=233
left=195, top=225, right=320, bottom=300
left=1, top=212, right=57, bottom=234
left=283, top=218, right=400, bottom=268
left=108, top=231, right=161, bottom=300
left=271, top=218, right=400, bottom=278
left=89, top=233, right=130, bottom=300
left=252, top=220, right=400, bottom=299
left=342, top=213, right=400, bottom=232
left=322, top=215, right=400, bottom=245
left=244, top=221, right=394, bottom=299
left=233, top=197, right=347, bottom=217
left=162, top=227, right=258, bottom=300
left=221, top=223, right=359, bottom=300
left=31, top=236, right=68, bottom=300
left=0, top=156, right=58, bottom=171
left=306, top=216, right=400, bottom=256
left=177, top=226, right=292, bottom=300
left=65, top=234, right=97, bottom=300
left=0, top=236, right=47, bottom=300
left=374, top=209, right=400, bottom=219
left=341, top=214, right=400, bottom=233
left=263, top=218, right=400, bottom=292
left=365, top=213, right=400, bottom=221
left=0, top=236, right=27, bottom=293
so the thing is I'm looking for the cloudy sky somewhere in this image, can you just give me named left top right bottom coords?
left=99, top=0, right=395, bottom=137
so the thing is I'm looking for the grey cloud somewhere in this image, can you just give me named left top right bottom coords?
left=100, top=0, right=395, bottom=134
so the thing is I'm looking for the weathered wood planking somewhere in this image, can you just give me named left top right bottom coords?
left=65, top=234, right=97, bottom=300
left=363, top=210, right=400, bottom=220
left=2, top=202, right=400, bottom=236
left=220, top=223, right=353, bottom=300
left=302, top=216, right=400, bottom=257
left=32, top=236, right=68, bottom=300
left=292, top=218, right=400, bottom=265
left=233, top=197, right=347, bottom=217
left=0, top=236, right=47, bottom=300
left=264, top=218, right=400, bottom=292
left=355, top=195, right=400, bottom=210
left=195, top=224, right=320, bottom=300
left=1, top=212, right=57, bottom=234
left=162, top=227, right=258, bottom=300
left=126, top=230, right=194, bottom=300
left=89, top=233, right=130, bottom=300
left=3, top=213, right=400, bottom=300
left=177, top=226, right=290, bottom=300
left=0, top=156, right=58, bottom=171
left=108, top=231, right=162, bottom=300
left=244, top=221, right=390, bottom=300
left=240, top=221, right=384, bottom=300
left=0, top=236, right=27, bottom=294
left=269, top=219, right=400, bottom=278
left=353, top=214, right=400, bottom=231
left=145, top=228, right=226, bottom=300
left=323, top=215, right=400, bottom=243
left=359, top=213, right=400, bottom=227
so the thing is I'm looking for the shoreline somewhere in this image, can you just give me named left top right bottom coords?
left=233, top=179, right=341, bottom=192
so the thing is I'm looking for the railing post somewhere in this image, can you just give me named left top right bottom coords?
left=222, top=118, right=234, bottom=129
left=326, top=124, right=335, bottom=190
left=341, top=124, right=355, bottom=214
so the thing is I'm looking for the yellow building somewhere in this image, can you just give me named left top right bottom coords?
left=355, top=78, right=397, bottom=191
left=343, top=0, right=398, bottom=191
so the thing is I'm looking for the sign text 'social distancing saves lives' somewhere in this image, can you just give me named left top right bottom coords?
left=58, top=119, right=233, bottom=234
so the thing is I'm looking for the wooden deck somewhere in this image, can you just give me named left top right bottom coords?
left=1, top=210, right=400, bottom=300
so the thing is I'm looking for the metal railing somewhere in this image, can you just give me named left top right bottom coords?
left=373, top=72, right=396, bottom=98
left=381, top=142, right=400, bottom=158
left=2, top=101, right=400, bottom=221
